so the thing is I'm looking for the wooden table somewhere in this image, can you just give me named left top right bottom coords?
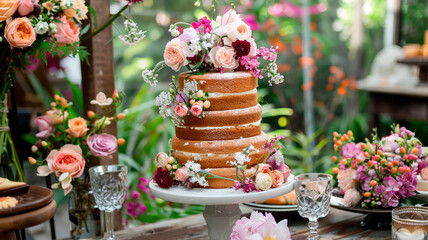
left=115, top=207, right=391, bottom=240
left=0, top=200, right=56, bottom=240
left=358, top=82, right=428, bottom=131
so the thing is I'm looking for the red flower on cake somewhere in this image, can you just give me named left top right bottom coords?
left=232, top=40, right=251, bottom=57
left=154, top=167, right=173, bottom=188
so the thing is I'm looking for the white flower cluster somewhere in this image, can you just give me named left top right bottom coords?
left=185, top=161, right=208, bottom=187
left=266, top=62, right=284, bottom=86
left=183, top=80, right=199, bottom=98
left=155, top=92, right=182, bottom=125
left=200, top=34, right=214, bottom=50
left=142, top=69, right=159, bottom=86
left=60, top=0, right=76, bottom=9
left=34, top=16, right=56, bottom=35
left=155, top=91, right=172, bottom=107
left=230, top=145, right=255, bottom=166
left=168, top=24, right=180, bottom=37
left=119, top=20, right=146, bottom=46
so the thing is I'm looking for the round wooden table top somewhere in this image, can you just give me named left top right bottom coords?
left=0, top=200, right=56, bottom=233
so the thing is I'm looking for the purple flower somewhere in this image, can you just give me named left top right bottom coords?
left=175, top=92, right=189, bottom=103
left=399, top=127, right=415, bottom=138
left=138, top=183, right=150, bottom=194
left=87, top=133, right=118, bottom=158
left=34, top=116, right=54, bottom=139
left=383, top=176, right=401, bottom=192
left=131, top=190, right=141, bottom=199
left=397, top=172, right=417, bottom=199
left=136, top=201, right=147, bottom=214
left=126, top=201, right=136, bottom=216
left=139, top=177, right=149, bottom=185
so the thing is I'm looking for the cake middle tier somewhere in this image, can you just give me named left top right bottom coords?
left=176, top=105, right=263, bottom=140
left=171, top=132, right=267, bottom=168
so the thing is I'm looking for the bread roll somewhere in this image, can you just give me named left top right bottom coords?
left=403, top=44, right=421, bottom=57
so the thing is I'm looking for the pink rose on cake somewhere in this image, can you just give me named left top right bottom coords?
left=175, top=168, right=189, bottom=182
left=174, top=104, right=188, bottom=117
left=209, top=46, right=239, bottom=71
left=190, top=102, right=203, bottom=116
left=227, top=20, right=252, bottom=42
left=164, top=38, right=188, bottom=71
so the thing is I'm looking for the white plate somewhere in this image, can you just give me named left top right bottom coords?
left=149, top=174, right=294, bottom=205
left=243, top=202, right=297, bottom=212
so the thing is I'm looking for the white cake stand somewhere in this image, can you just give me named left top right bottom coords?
left=149, top=174, right=294, bottom=240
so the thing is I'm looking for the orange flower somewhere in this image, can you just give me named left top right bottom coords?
left=309, top=22, right=317, bottom=31
left=337, top=86, right=346, bottom=96
left=336, top=69, right=345, bottom=79
left=314, top=49, right=322, bottom=59
left=299, top=56, right=314, bottom=67
left=268, top=36, right=286, bottom=52
left=5, top=17, right=36, bottom=48
left=278, top=64, right=290, bottom=72
left=66, top=117, right=89, bottom=138
left=329, top=66, right=337, bottom=73
left=0, top=0, right=21, bottom=21
left=292, top=43, right=303, bottom=55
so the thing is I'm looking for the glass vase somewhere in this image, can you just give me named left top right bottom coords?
left=68, top=176, right=101, bottom=239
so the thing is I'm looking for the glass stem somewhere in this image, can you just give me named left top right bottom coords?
left=307, top=217, right=319, bottom=240
left=104, top=211, right=115, bottom=240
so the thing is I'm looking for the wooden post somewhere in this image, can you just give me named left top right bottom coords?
left=81, top=0, right=117, bottom=166
left=81, top=0, right=122, bottom=231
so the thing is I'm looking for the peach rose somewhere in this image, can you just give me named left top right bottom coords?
left=46, top=109, right=68, bottom=124
left=343, top=188, right=362, bottom=207
left=209, top=46, right=238, bottom=71
left=66, top=117, right=89, bottom=138
left=5, top=17, right=36, bottom=48
left=0, top=0, right=21, bottom=21
left=421, top=167, right=428, bottom=180
left=53, top=16, right=80, bottom=45
left=46, top=144, right=85, bottom=178
left=337, top=168, right=357, bottom=191
left=164, top=38, right=188, bottom=71
left=270, top=170, right=284, bottom=188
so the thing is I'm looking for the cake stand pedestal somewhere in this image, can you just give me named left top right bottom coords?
left=149, top=174, right=294, bottom=240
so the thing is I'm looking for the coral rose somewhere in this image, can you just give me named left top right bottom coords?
left=46, top=109, right=68, bottom=124
left=174, top=104, right=188, bottom=117
left=209, top=46, right=238, bottom=71
left=343, top=188, right=362, bottom=207
left=18, top=0, right=32, bottom=16
left=270, top=170, right=284, bottom=188
left=190, top=103, right=203, bottom=116
left=256, top=163, right=272, bottom=175
left=46, top=144, right=85, bottom=178
left=53, top=16, right=80, bottom=45
left=34, top=116, right=54, bottom=139
left=66, top=117, right=89, bottom=138
left=0, top=0, right=21, bottom=21
left=5, top=17, right=36, bottom=48
left=164, top=38, right=188, bottom=71
left=337, top=168, right=357, bottom=192
left=87, top=134, right=118, bottom=158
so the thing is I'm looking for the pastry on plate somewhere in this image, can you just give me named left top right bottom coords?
left=0, top=177, right=26, bottom=191
left=258, top=190, right=296, bottom=205
left=0, top=196, right=18, bottom=209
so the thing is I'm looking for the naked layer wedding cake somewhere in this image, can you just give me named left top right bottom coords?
left=144, top=9, right=290, bottom=192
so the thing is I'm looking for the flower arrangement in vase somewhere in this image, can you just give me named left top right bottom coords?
left=330, top=124, right=427, bottom=208
left=28, top=91, right=126, bottom=236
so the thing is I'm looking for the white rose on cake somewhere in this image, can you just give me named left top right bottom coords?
left=227, top=20, right=252, bottom=42
left=255, top=173, right=273, bottom=191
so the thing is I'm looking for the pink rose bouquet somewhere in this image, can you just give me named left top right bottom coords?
left=330, top=124, right=426, bottom=208
left=29, top=91, right=126, bottom=195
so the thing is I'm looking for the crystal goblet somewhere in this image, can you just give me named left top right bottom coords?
left=89, top=165, right=127, bottom=240
left=294, top=173, right=332, bottom=240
